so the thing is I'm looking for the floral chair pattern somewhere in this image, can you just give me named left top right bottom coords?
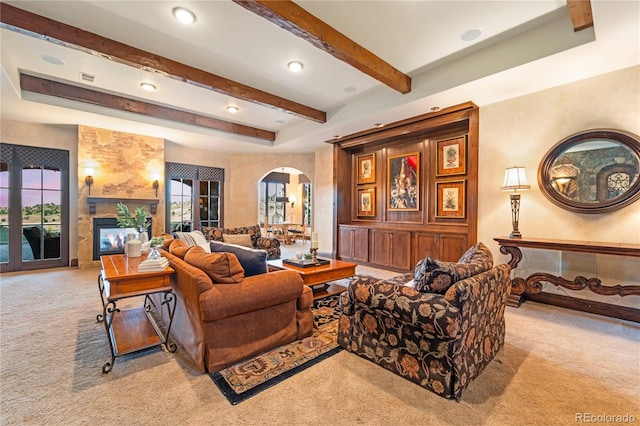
left=201, top=224, right=281, bottom=259
left=337, top=263, right=511, bottom=401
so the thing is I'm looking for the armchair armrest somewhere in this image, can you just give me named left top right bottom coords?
left=345, top=275, right=462, bottom=340
left=256, top=235, right=280, bottom=250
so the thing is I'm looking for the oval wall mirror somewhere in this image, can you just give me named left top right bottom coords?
left=538, top=129, right=640, bottom=214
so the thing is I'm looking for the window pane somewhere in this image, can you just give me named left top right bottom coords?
left=22, top=167, right=42, bottom=190
left=0, top=180, right=7, bottom=262
left=22, top=189, right=42, bottom=225
left=43, top=168, right=62, bottom=190
left=0, top=163, right=8, bottom=188
left=211, top=182, right=220, bottom=197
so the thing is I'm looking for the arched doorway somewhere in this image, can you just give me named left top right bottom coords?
left=259, top=167, right=311, bottom=242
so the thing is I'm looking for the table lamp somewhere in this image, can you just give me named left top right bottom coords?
left=501, top=166, right=530, bottom=238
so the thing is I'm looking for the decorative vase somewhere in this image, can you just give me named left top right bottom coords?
left=138, top=228, right=149, bottom=245
left=126, top=239, right=142, bottom=258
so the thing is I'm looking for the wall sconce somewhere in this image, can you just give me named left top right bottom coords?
left=289, top=194, right=296, bottom=208
left=152, top=173, right=160, bottom=197
left=501, top=166, right=530, bottom=238
left=550, top=163, right=579, bottom=198
left=85, top=168, right=94, bottom=195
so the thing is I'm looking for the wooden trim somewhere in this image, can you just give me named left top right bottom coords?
left=20, top=74, right=276, bottom=141
left=233, top=0, right=411, bottom=94
left=525, top=292, right=640, bottom=323
left=0, top=3, right=326, bottom=123
left=566, top=0, right=594, bottom=32
left=328, top=102, right=477, bottom=147
left=494, top=236, right=640, bottom=258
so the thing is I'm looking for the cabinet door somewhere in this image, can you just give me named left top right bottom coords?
left=439, top=234, right=468, bottom=262
left=370, top=229, right=390, bottom=266
left=389, top=230, right=412, bottom=270
left=414, top=232, right=440, bottom=264
left=338, top=226, right=354, bottom=260
left=352, top=228, right=369, bottom=263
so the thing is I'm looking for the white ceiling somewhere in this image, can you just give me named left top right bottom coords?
left=1, top=1, right=638, bottom=154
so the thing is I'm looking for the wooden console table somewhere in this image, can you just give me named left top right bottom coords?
left=97, top=254, right=176, bottom=373
left=494, top=237, right=640, bottom=322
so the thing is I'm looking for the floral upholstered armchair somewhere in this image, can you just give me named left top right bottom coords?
left=201, top=224, right=281, bottom=259
left=337, top=243, right=511, bottom=401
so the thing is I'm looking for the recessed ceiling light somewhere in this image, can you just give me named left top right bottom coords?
left=374, top=123, right=384, bottom=128
left=140, top=82, right=156, bottom=91
left=430, top=106, right=440, bottom=111
left=172, top=7, right=196, bottom=24
left=275, top=119, right=285, bottom=124
left=42, top=55, right=64, bottom=65
left=344, top=86, right=357, bottom=93
left=287, top=61, right=304, bottom=72
left=226, top=106, right=239, bottom=113
left=461, top=28, right=482, bottom=42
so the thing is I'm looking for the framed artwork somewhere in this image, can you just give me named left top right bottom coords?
left=388, top=153, right=419, bottom=211
left=436, top=180, right=466, bottom=218
left=436, top=135, right=467, bottom=176
left=357, top=187, right=376, bottom=217
left=357, top=153, right=376, bottom=184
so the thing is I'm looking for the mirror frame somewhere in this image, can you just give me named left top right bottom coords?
left=538, top=128, right=640, bottom=214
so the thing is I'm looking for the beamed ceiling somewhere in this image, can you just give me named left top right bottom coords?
left=1, top=1, right=638, bottom=153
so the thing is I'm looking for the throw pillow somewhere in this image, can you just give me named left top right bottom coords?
left=458, top=242, right=493, bottom=269
left=175, top=230, right=211, bottom=253
left=209, top=240, right=267, bottom=277
left=222, top=233, right=253, bottom=248
left=184, top=246, right=245, bottom=284
left=413, top=257, right=458, bottom=293
left=168, top=239, right=190, bottom=259
left=413, top=256, right=493, bottom=294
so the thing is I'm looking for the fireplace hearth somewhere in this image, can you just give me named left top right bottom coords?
left=93, top=218, right=152, bottom=260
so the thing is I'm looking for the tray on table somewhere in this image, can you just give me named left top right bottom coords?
left=282, top=257, right=330, bottom=268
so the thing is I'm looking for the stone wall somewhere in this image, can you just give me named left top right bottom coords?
left=77, top=126, right=165, bottom=268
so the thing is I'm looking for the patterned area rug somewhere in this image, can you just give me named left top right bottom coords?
left=210, top=294, right=343, bottom=405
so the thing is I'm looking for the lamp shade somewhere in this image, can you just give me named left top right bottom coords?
left=501, top=166, right=530, bottom=191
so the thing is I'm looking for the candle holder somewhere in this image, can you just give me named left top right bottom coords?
left=310, top=247, right=318, bottom=262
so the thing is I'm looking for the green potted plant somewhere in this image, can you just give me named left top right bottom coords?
left=116, top=202, right=149, bottom=243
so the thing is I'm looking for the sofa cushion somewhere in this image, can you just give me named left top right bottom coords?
left=458, top=242, right=493, bottom=270
left=168, top=239, right=190, bottom=259
left=209, top=240, right=267, bottom=277
left=184, top=246, right=245, bottom=284
left=413, top=256, right=491, bottom=294
left=222, top=233, right=253, bottom=247
left=175, top=230, right=211, bottom=253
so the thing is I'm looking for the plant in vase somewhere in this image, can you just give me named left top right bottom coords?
left=116, top=202, right=149, bottom=244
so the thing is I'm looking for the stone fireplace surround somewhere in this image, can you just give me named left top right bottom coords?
left=77, top=126, right=165, bottom=268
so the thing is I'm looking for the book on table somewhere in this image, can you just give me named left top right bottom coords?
left=138, top=257, right=169, bottom=272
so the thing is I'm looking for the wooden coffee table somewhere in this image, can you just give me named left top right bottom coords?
left=267, top=258, right=357, bottom=299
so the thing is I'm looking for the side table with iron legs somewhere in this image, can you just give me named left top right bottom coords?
left=97, top=254, right=176, bottom=373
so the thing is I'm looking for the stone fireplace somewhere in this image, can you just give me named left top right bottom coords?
left=92, top=218, right=152, bottom=260
left=77, top=126, right=165, bottom=268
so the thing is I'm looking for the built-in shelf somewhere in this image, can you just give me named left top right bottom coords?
left=87, top=197, right=158, bottom=215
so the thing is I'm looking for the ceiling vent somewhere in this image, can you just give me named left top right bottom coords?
left=79, top=72, right=96, bottom=83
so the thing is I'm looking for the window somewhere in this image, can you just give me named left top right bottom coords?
left=166, top=163, right=224, bottom=232
left=0, top=144, right=69, bottom=272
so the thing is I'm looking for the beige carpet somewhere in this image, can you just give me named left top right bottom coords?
left=1, top=266, right=638, bottom=425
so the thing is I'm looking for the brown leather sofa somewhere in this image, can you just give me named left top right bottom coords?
left=150, top=243, right=314, bottom=373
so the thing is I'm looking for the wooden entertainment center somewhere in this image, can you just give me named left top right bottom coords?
left=330, top=102, right=479, bottom=272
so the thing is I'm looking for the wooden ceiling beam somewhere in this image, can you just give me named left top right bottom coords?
left=233, top=0, right=412, bottom=94
left=566, top=0, right=594, bottom=32
left=20, top=74, right=276, bottom=141
left=0, top=3, right=326, bottom=123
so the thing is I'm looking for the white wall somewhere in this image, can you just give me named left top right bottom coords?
left=227, top=153, right=314, bottom=228
left=479, top=65, right=640, bottom=307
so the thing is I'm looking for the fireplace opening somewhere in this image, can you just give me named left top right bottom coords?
left=93, top=218, right=152, bottom=260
